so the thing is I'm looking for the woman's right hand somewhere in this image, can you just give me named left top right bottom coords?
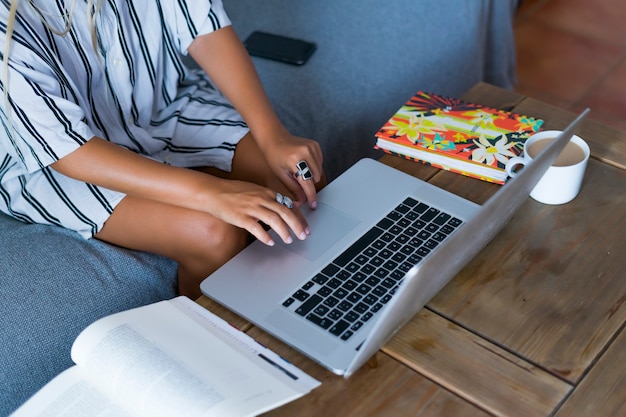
left=204, top=178, right=311, bottom=246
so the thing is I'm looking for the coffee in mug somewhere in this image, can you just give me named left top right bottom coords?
left=527, top=138, right=586, bottom=167
left=505, top=130, right=590, bottom=205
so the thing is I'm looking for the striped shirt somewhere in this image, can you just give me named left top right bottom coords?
left=0, top=0, right=248, bottom=237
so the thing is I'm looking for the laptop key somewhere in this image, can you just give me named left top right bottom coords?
left=330, top=320, right=350, bottom=336
left=346, top=292, right=362, bottom=303
left=328, top=309, right=343, bottom=320
left=376, top=217, right=394, bottom=230
left=314, top=305, right=330, bottom=316
left=449, top=217, right=463, bottom=228
left=414, top=202, right=429, bottom=214
left=441, top=224, right=455, bottom=235
left=312, top=273, right=329, bottom=285
left=292, top=289, right=309, bottom=301
left=327, top=278, right=342, bottom=289
left=333, top=227, right=384, bottom=267
left=424, top=239, right=439, bottom=249
left=354, top=302, right=369, bottom=314
left=420, top=207, right=440, bottom=222
left=306, top=313, right=333, bottom=329
left=323, top=296, right=339, bottom=307
left=433, top=212, right=451, bottom=225
left=296, top=294, right=323, bottom=316
left=350, top=321, right=364, bottom=331
left=321, top=264, right=340, bottom=276
left=317, top=286, right=333, bottom=297
left=396, top=204, right=410, bottom=214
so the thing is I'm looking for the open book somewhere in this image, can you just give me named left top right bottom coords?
left=374, top=91, right=544, bottom=184
left=11, top=297, right=320, bottom=417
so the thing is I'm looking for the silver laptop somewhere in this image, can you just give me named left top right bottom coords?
left=201, top=109, right=589, bottom=378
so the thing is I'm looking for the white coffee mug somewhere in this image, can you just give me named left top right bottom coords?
left=505, top=130, right=590, bottom=205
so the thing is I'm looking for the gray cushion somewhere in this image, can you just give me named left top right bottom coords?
left=225, top=0, right=519, bottom=179
left=0, top=214, right=177, bottom=416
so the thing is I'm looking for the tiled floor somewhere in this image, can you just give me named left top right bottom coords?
left=514, top=0, right=626, bottom=131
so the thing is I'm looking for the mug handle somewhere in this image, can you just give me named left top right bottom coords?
left=505, top=156, right=528, bottom=178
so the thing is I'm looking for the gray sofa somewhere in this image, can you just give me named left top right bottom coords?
left=0, top=1, right=518, bottom=414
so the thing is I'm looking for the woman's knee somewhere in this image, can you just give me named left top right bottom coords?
left=177, top=215, right=249, bottom=274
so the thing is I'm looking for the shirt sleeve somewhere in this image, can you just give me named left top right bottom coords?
left=164, top=0, right=232, bottom=54
left=0, top=57, right=94, bottom=175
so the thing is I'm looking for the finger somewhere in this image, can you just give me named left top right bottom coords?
left=297, top=177, right=318, bottom=209
left=280, top=173, right=307, bottom=207
left=272, top=199, right=310, bottom=241
left=243, top=218, right=277, bottom=246
left=293, top=159, right=320, bottom=208
left=262, top=194, right=310, bottom=242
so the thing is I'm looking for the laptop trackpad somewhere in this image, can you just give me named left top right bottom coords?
left=274, top=203, right=360, bottom=261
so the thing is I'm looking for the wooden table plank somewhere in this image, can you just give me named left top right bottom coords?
left=384, top=309, right=571, bottom=417
left=195, top=295, right=251, bottom=331
left=554, top=326, right=626, bottom=417
left=247, top=328, right=492, bottom=417
left=460, top=82, right=526, bottom=113
left=429, top=158, right=626, bottom=383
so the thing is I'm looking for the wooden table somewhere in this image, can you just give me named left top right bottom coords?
left=196, top=83, right=626, bottom=417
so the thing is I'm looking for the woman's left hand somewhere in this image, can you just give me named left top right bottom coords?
left=264, top=133, right=324, bottom=209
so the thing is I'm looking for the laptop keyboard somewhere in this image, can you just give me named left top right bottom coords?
left=281, top=197, right=463, bottom=341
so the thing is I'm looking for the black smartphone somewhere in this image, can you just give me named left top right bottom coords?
left=243, top=31, right=316, bottom=66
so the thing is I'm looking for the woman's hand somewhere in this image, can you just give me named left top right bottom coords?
left=261, top=133, right=324, bottom=209
left=206, top=178, right=311, bottom=246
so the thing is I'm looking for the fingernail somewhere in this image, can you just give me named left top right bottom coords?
left=311, top=201, right=318, bottom=209
left=305, top=227, right=311, bottom=235
left=299, top=232, right=307, bottom=240
left=268, top=239, right=275, bottom=246
left=286, top=236, right=293, bottom=244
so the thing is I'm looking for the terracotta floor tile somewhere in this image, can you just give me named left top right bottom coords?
left=514, top=19, right=623, bottom=102
left=579, top=58, right=626, bottom=119
left=531, top=0, right=626, bottom=46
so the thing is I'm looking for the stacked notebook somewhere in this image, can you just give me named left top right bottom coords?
left=374, top=91, right=544, bottom=184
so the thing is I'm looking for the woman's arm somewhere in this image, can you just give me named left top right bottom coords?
left=50, top=136, right=307, bottom=245
left=188, top=27, right=323, bottom=207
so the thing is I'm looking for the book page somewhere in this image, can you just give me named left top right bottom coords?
left=70, top=297, right=318, bottom=417
left=167, top=296, right=320, bottom=392
left=10, top=366, right=132, bottom=417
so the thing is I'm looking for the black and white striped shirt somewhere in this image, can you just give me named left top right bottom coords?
left=0, top=0, right=241, bottom=237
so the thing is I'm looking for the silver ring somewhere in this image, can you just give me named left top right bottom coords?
left=275, top=192, right=293, bottom=209
left=294, top=160, right=313, bottom=181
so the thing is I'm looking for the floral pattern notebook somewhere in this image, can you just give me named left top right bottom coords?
left=374, top=91, right=544, bottom=184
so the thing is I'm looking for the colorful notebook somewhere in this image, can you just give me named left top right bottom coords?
left=374, top=91, right=544, bottom=184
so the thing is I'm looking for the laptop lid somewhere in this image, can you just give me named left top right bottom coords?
left=344, top=108, right=590, bottom=377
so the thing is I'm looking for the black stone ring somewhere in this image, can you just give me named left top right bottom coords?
left=294, top=160, right=313, bottom=181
